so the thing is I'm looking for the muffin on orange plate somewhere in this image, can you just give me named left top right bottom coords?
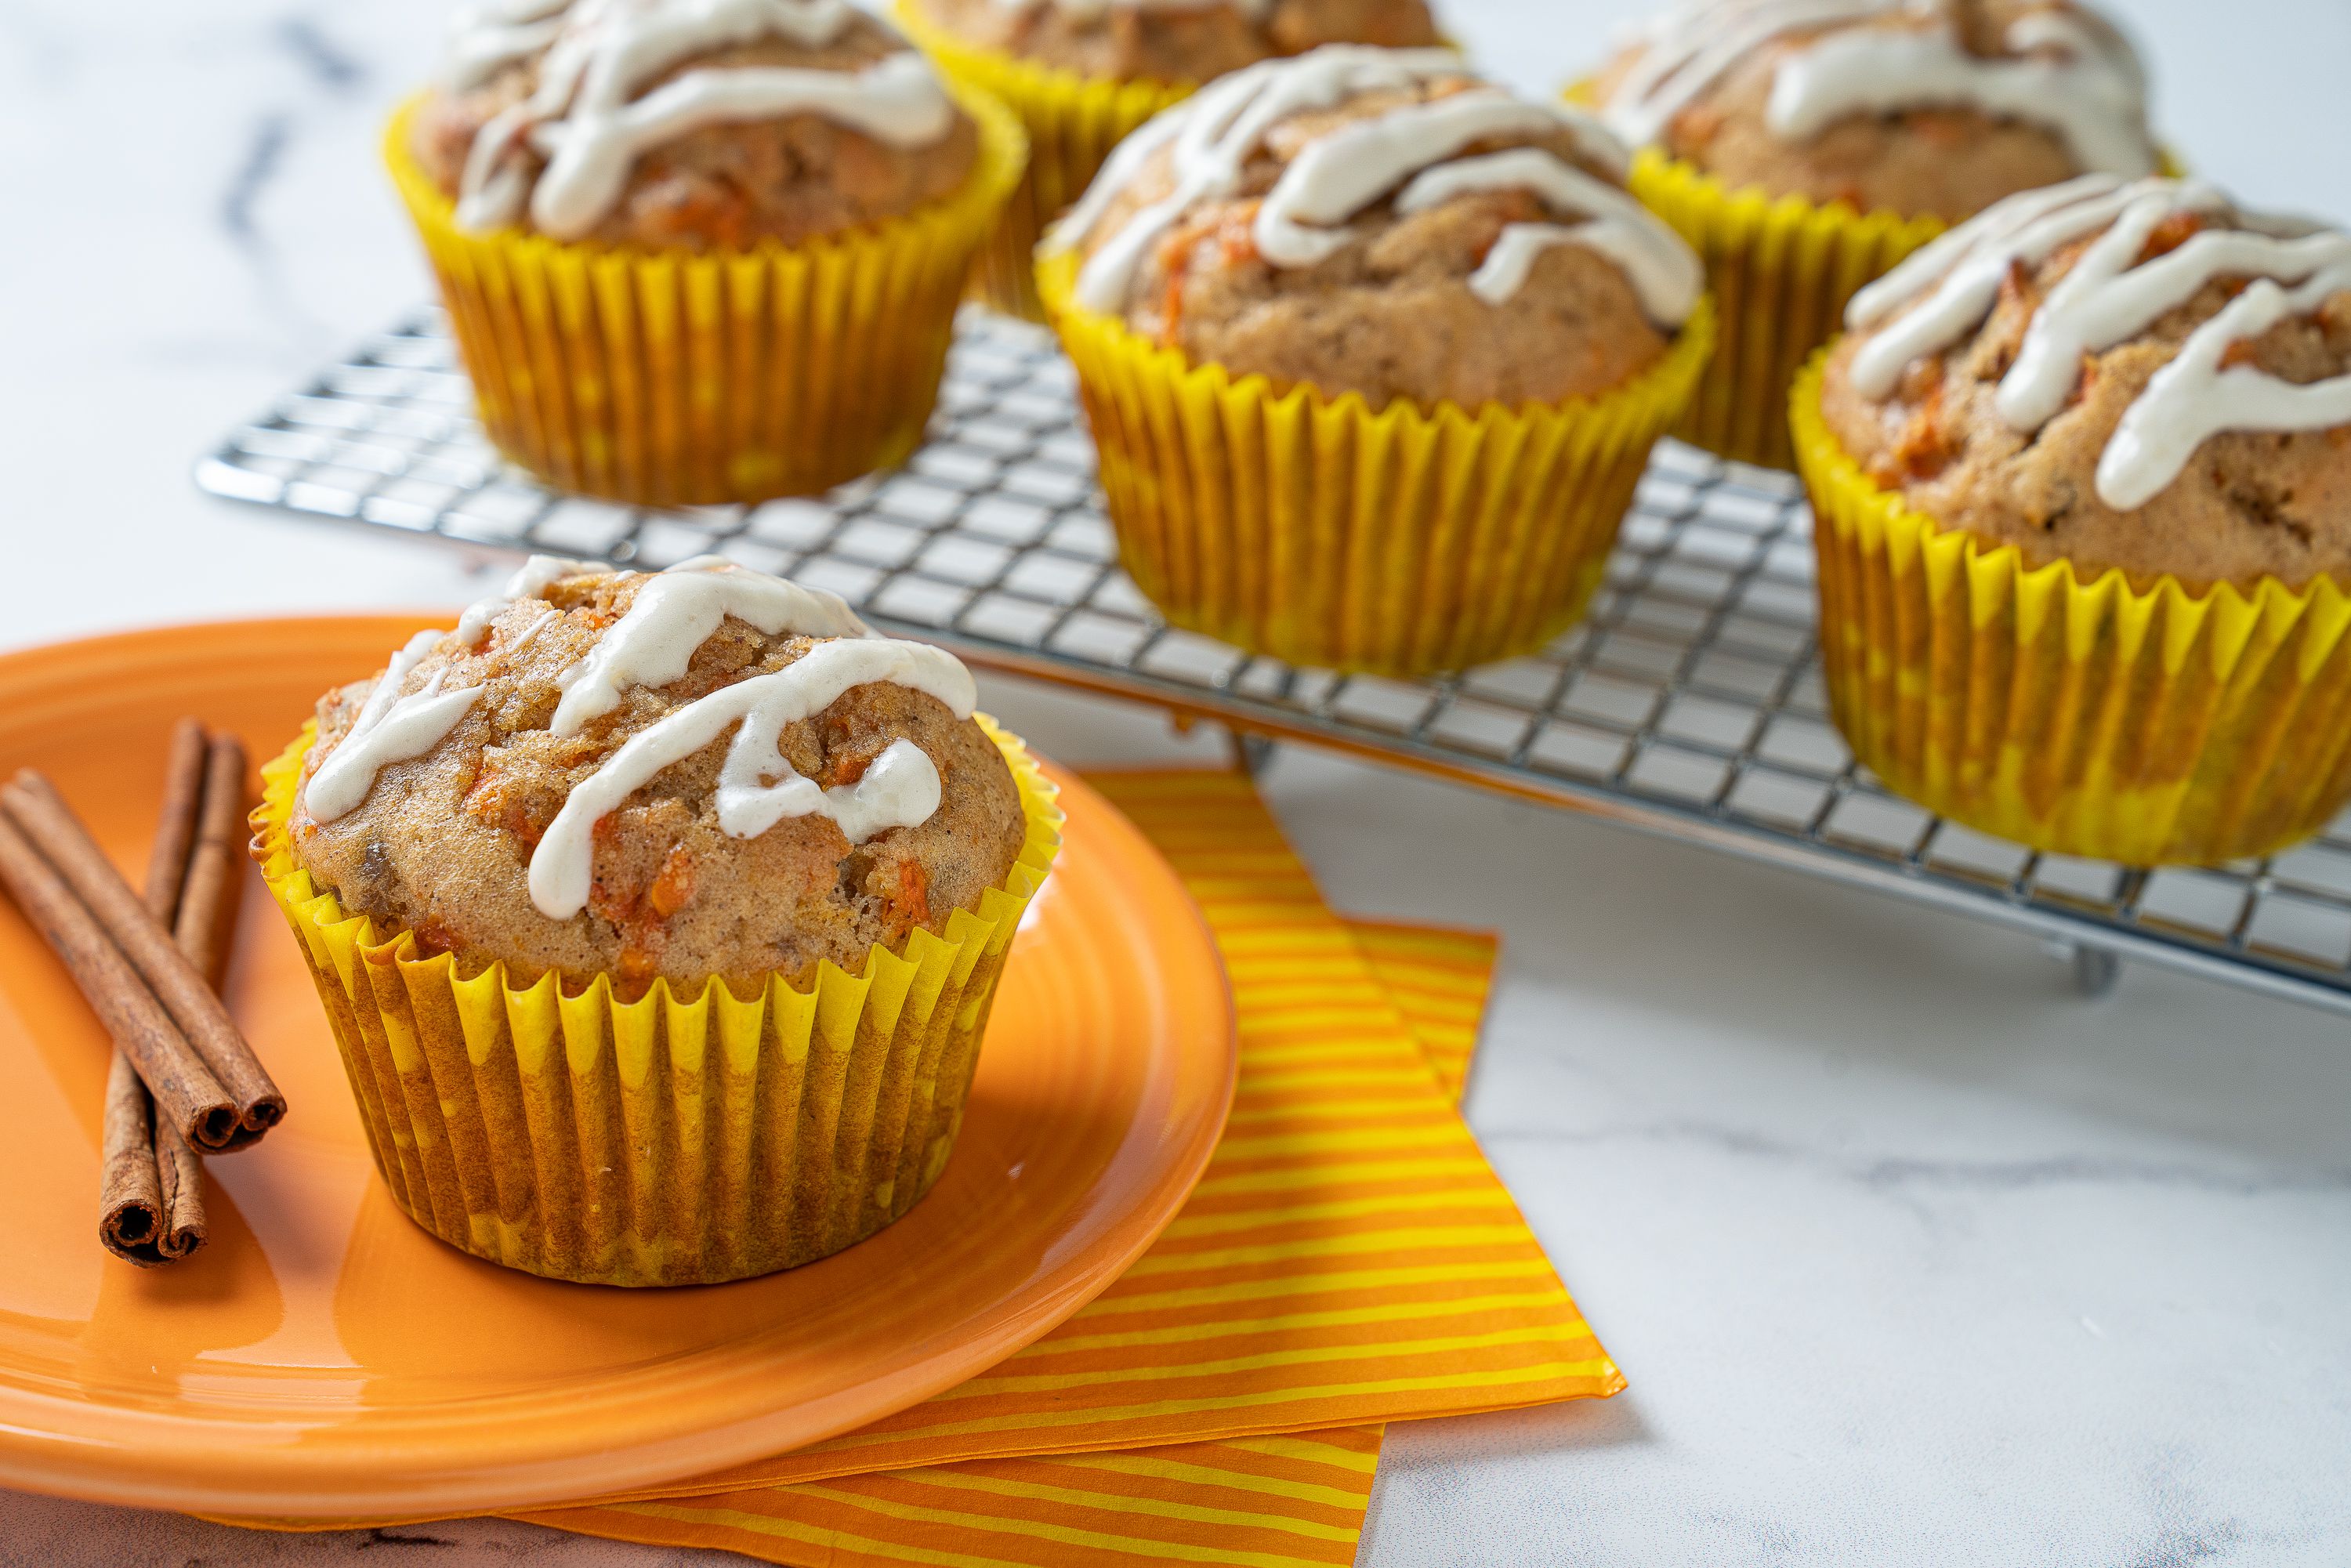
left=894, top=0, right=1444, bottom=320
left=1037, top=45, right=1712, bottom=675
left=1588, top=0, right=2161, bottom=467
left=1795, top=174, right=2351, bottom=865
left=250, top=555, right=1061, bottom=1285
left=389, top=0, right=1027, bottom=506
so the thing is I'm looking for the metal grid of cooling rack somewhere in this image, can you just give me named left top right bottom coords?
left=196, top=308, right=2351, bottom=1016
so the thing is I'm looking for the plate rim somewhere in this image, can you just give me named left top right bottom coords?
left=0, top=614, right=1238, bottom=1519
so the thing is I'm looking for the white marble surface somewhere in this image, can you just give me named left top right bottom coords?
left=2, top=2, right=2349, bottom=1563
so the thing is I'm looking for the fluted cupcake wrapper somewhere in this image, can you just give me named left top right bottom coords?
left=382, top=89, right=1027, bottom=508
left=1626, top=147, right=1943, bottom=472
left=893, top=1, right=1190, bottom=324
left=1792, top=351, right=2351, bottom=866
left=1038, top=252, right=1714, bottom=675
left=252, top=717, right=1063, bottom=1287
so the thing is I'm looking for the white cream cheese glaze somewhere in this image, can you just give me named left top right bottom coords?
left=529, top=635, right=974, bottom=919
left=1393, top=147, right=1701, bottom=320
left=448, top=0, right=575, bottom=92
left=445, top=0, right=959, bottom=239
left=549, top=554, right=873, bottom=735
left=1843, top=175, right=2351, bottom=511
left=301, top=555, right=980, bottom=920
left=305, top=632, right=486, bottom=824
left=1599, top=0, right=2154, bottom=179
left=454, top=552, right=595, bottom=646
left=1043, top=45, right=1696, bottom=327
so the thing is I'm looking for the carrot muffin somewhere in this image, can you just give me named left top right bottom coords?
left=1038, top=46, right=1712, bottom=672
left=1591, top=0, right=2159, bottom=466
left=252, top=555, right=1061, bottom=1284
left=894, top=0, right=1443, bottom=319
left=1795, top=175, right=2351, bottom=863
left=387, top=0, right=1027, bottom=504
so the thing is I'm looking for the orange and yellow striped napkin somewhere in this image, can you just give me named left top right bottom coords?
left=1344, top=919, right=1502, bottom=1105
left=516, top=770, right=1614, bottom=1567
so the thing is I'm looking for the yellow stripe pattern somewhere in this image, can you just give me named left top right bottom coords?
left=1342, top=919, right=1500, bottom=1102
left=522, top=769, right=1613, bottom=1566
left=524, top=1427, right=1386, bottom=1568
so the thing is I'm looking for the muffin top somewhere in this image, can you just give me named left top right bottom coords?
left=288, top=556, right=1028, bottom=994
left=414, top=0, right=979, bottom=248
left=911, top=0, right=1442, bottom=85
left=1594, top=0, right=2157, bottom=223
left=1043, top=46, right=1702, bottom=410
left=1819, top=176, right=2351, bottom=589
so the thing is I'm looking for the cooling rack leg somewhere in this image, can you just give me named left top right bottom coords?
left=2045, top=941, right=2122, bottom=999
left=1226, top=728, right=1279, bottom=779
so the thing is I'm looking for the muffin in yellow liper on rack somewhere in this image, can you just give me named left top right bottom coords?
left=1039, top=46, right=1712, bottom=675
left=1795, top=174, right=2351, bottom=865
left=251, top=556, right=1061, bottom=1285
left=390, top=0, right=1027, bottom=506
left=894, top=0, right=1443, bottom=320
left=1588, top=0, right=2161, bottom=468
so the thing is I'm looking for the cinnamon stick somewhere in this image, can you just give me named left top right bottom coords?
left=99, top=1049, right=204, bottom=1263
left=3, top=769, right=282, bottom=1140
left=99, top=1049, right=165, bottom=1257
left=175, top=734, right=249, bottom=990
left=152, top=1118, right=205, bottom=1258
left=97, top=722, right=217, bottom=1265
left=144, top=719, right=206, bottom=925
left=0, top=808, right=241, bottom=1151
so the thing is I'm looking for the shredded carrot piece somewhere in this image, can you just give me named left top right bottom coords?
left=823, top=748, right=875, bottom=789
left=462, top=769, right=552, bottom=849
left=2139, top=210, right=2205, bottom=262
left=897, top=858, right=931, bottom=933
left=1911, top=109, right=1970, bottom=149
left=1671, top=103, right=1725, bottom=147
left=1889, top=359, right=1955, bottom=480
left=646, top=843, right=696, bottom=919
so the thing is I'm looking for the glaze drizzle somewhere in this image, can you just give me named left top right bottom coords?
left=305, top=634, right=485, bottom=824
left=300, top=556, right=977, bottom=921
left=550, top=555, right=873, bottom=735
left=1045, top=46, right=1697, bottom=325
left=1599, top=0, right=2154, bottom=179
left=530, top=634, right=973, bottom=919
left=1845, top=175, right=2351, bottom=510
left=446, top=0, right=959, bottom=238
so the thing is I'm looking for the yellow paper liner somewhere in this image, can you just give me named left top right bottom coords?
left=250, top=717, right=1063, bottom=1287
left=1038, top=251, right=1714, bottom=675
left=382, top=89, right=1027, bottom=508
left=1627, top=147, right=1943, bottom=472
left=1792, top=351, right=2351, bottom=865
left=893, top=1, right=1191, bottom=324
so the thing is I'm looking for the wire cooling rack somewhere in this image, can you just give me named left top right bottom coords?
left=197, top=308, right=2351, bottom=1016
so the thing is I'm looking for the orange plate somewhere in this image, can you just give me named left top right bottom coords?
left=0, top=617, right=1237, bottom=1521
